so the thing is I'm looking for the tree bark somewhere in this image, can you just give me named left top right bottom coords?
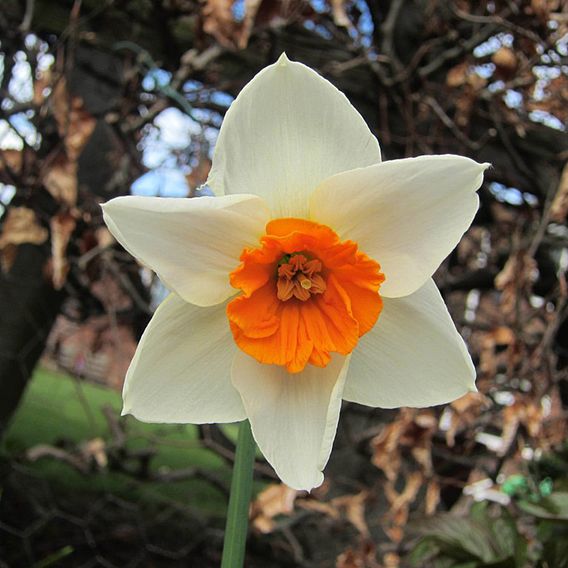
left=0, top=244, right=64, bottom=434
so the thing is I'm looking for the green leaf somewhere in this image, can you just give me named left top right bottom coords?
left=537, top=520, right=568, bottom=568
left=519, top=492, right=568, bottom=521
left=408, top=539, right=439, bottom=565
left=411, top=515, right=497, bottom=563
left=409, top=505, right=529, bottom=567
left=539, top=537, right=568, bottom=568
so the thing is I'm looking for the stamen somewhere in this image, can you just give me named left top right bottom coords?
left=227, top=217, right=385, bottom=373
left=276, top=252, right=326, bottom=302
left=277, top=278, right=295, bottom=301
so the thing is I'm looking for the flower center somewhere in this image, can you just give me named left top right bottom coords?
left=227, top=218, right=385, bottom=373
left=276, top=254, right=327, bottom=302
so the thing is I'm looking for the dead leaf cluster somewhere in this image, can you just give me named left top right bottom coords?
left=445, top=391, right=493, bottom=448
left=371, top=409, right=437, bottom=481
left=500, top=388, right=566, bottom=456
left=250, top=483, right=373, bottom=540
left=0, top=206, right=48, bottom=272
left=200, top=0, right=315, bottom=49
left=51, top=79, right=97, bottom=163
left=478, top=326, right=516, bottom=379
left=336, top=541, right=380, bottom=568
left=0, top=64, right=96, bottom=290
left=445, top=62, right=487, bottom=127
left=495, top=252, right=538, bottom=318
left=250, top=483, right=298, bottom=533
left=49, top=212, right=76, bottom=290
left=370, top=409, right=440, bottom=542
left=492, top=47, right=518, bottom=80
left=529, top=0, right=562, bottom=23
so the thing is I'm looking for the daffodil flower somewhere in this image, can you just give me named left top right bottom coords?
left=102, top=54, right=488, bottom=491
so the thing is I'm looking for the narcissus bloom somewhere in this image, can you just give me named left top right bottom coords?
left=102, top=54, right=488, bottom=491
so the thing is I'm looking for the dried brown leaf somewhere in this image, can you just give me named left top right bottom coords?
left=531, top=75, right=568, bottom=123
left=543, top=386, right=568, bottom=447
left=332, top=491, right=370, bottom=538
left=495, top=253, right=537, bottom=317
left=0, top=207, right=48, bottom=249
left=37, top=79, right=95, bottom=208
left=425, top=479, right=441, bottom=515
left=202, top=0, right=237, bottom=48
left=446, top=62, right=469, bottom=88
left=33, top=67, right=53, bottom=106
left=499, top=396, right=544, bottom=456
left=297, top=497, right=341, bottom=519
left=500, top=403, right=522, bottom=456
left=238, top=0, right=264, bottom=49
left=531, top=0, right=560, bottom=22
left=0, top=149, right=24, bottom=175
left=250, top=483, right=298, bottom=533
left=550, top=161, right=568, bottom=222
left=42, top=158, right=78, bottom=207
left=186, top=156, right=212, bottom=195
left=383, top=552, right=400, bottom=568
left=0, top=207, right=49, bottom=272
left=387, top=472, right=423, bottom=512
left=492, top=47, right=517, bottom=79
left=238, top=0, right=312, bottom=48
left=95, top=226, right=114, bottom=249
left=371, top=409, right=437, bottom=479
left=384, top=472, right=423, bottom=542
left=330, top=0, right=351, bottom=28
left=50, top=212, right=76, bottom=290
left=52, top=79, right=96, bottom=162
left=479, top=326, right=515, bottom=377
left=65, top=105, right=96, bottom=162
left=336, top=541, right=379, bottom=568
left=446, top=391, right=492, bottom=447
left=297, top=491, right=371, bottom=537
left=80, top=437, right=108, bottom=469
left=370, top=419, right=404, bottom=480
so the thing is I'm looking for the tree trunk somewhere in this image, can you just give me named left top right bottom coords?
left=0, top=244, right=64, bottom=434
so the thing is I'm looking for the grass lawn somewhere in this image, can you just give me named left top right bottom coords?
left=2, top=367, right=248, bottom=518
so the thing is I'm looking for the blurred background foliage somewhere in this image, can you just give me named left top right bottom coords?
left=0, top=0, right=567, bottom=566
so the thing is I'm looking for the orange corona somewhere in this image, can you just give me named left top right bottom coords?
left=227, top=218, right=385, bottom=373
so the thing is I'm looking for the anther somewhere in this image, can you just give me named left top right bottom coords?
left=276, top=252, right=326, bottom=302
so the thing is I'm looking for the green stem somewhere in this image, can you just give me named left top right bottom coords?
left=221, top=419, right=256, bottom=568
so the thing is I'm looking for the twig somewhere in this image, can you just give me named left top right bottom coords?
left=18, top=0, right=35, bottom=32
left=103, top=251, right=153, bottom=314
left=527, top=173, right=560, bottom=259
left=418, top=23, right=500, bottom=78
left=452, top=5, right=545, bottom=45
left=380, top=0, right=405, bottom=73
left=151, top=466, right=229, bottom=498
left=122, top=45, right=223, bottom=134
left=102, top=403, right=126, bottom=447
left=26, top=444, right=90, bottom=474
left=423, top=96, right=486, bottom=150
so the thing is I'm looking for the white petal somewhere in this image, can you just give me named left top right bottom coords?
left=122, top=294, right=245, bottom=423
left=311, top=155, right=488, bottom=298
left=343, top=279, right=476, bottom=408
left=231, top=352, right=350, bottom=491
left=208, top=53, right=381, bottom=218
left=102, top=194, right=269, bottom=307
